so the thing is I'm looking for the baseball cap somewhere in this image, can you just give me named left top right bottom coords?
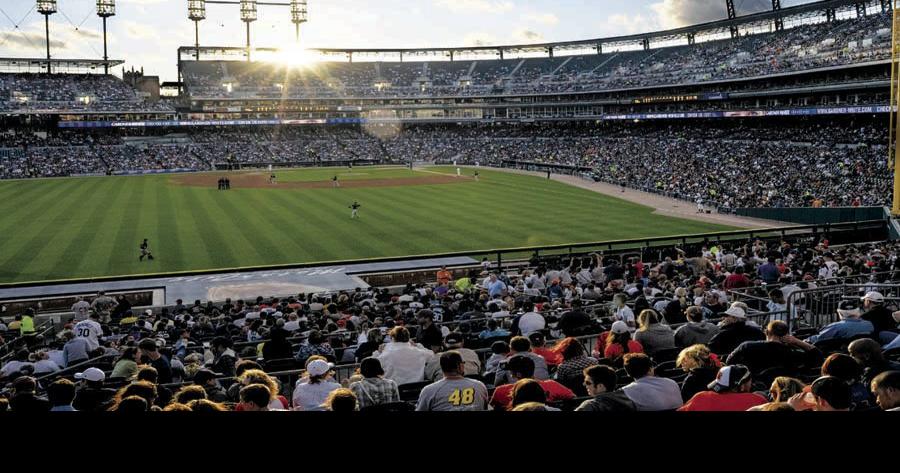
left=723, top=305, right=747, bottom=319
left=610, top=321, right=629, bottom=334
left=861, top=292, right=885, bottom=304
left=306, top=359, right=334, bottom=377
left=837, top=300, right=861, bottom=319
left=708, top=365, right=752, bottom=393
left=74, top=367, right=106, bottom=383
left=444, top=332, right=464, bottom=346
left=144, top=310, right=153, bottom=316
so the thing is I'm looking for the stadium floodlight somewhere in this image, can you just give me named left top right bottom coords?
left=36, top=1, right=57, bottom=74
left=188, top=1, right=207, bottom=61
left=291, top=0, right=308, bottom=43
left=96, top=1, right=116, bottom=75
left=240, top=1, right=258, bottom=61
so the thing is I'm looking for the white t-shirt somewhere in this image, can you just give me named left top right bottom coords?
left=74, top=319, right=103, bottom=351
left=615, top=307, right=636, bottom=331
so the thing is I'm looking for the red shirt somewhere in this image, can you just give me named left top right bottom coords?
left=678, top=392, right=767, bottom=412
left=723, top=274, right=750, bottom=290
left=533, top=347, right=563, bottom=367
left=490, top=380, right=575, bottom=410
left=604, top=340, right=644, bottom=360
left=634, top=261, right=645, bottom=279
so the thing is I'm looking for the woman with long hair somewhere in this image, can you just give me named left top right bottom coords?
left=111, top=346, right=142, bottom=380
left=603, top=321, right=643, bottom=364
left=634, top=309, right=675, bottom=357
left=233, top=369, right=289, bottom=411
left=676, top=344, right=721, bottom=402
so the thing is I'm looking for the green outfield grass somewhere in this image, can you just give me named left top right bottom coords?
left=0, top=166, right=734, bottom=284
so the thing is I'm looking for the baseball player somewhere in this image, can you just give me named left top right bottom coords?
left=140, top=239, right=155, bottom=261
left=349, top=201, right=361, bottom=219
left=333, top=175, right=340, bottom=188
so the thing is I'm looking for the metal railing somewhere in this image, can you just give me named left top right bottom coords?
left=786, top=283, right=900, bottom=331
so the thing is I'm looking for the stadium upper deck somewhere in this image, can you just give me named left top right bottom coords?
left=179, top=1, right=892, bottom=102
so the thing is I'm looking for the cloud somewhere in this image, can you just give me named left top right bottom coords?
left=512, top=29, right=544, bottom=44
left=522, top=12, right=559, bottom=26
left=1, top=32, right=66, bottom=50
left=72, top=29, right=102, bottom=41
left=462, top=32, right=499, bottom=47
left=598, top=13, right=662, bottom=37
left=123, top=21, right=158, bottom=41
left=434, top=0, right=515, bottom=14
left=650, top=0, right=775, bottom=28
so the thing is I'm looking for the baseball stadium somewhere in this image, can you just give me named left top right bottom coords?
left=0, top=0, right=899, bottom=415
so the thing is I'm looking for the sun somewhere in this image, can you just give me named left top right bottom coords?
left=274, top=45, right=320, bottom=68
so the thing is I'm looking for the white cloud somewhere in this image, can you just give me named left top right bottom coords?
left=598, top=13, right=662, bottom=37
left=123, top=21, right=159, bottom=41
left=434, top=0, right=515, bottom=14
left=462, top=32, right=499, bottom=47
left=512, top=29, right=545, bottom=44
left=523, top=12, right=559, bottom=26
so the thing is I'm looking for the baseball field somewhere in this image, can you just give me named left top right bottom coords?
left=0, top=166, right=734, bottom=284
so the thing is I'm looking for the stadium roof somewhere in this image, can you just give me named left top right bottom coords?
left=179, top=0, right=877, bottom=61
left=0, top=58, right=125, bottom=73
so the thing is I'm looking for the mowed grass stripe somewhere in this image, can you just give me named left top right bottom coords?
left=181, top=187, right=242, bottom=269
left=250, top=189, right=334, bottom=262
left=22, top=178, right=123, bottom=280
left=209, top=189, right=291, bottom=264
left=154, top=178, right=186, bottom=273
left=0, top=179, right=99, bottom=279
left=102, top=177, right=150, bottom=277
left=286, top=188, right=385, bottom=259
left=0, top=179, right=77, bottom=237
left=342, top=187, right=445, bottom=257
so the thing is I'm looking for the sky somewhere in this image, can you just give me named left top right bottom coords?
left=0, top=0, right=820, bottom=81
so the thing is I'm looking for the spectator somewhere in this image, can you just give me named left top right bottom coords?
left=47, top=378, right=77, bottom=412
left=494, top=336, right=550, bottom=385
left=806, top=300, right=874, bottom=344
left=262, top=328, right=294, bottom=361
left=726, top=320, right=822, bottom=376
left=708, top=305, right=765, bottom=356
left=552, top=337, right=599, bottom=396
left=374, top=326, right=434, bottom=385
left=414, top=309, right=444, bottom=352
left=206, top=336, right=238, bottom=377
left=849, top=338, right=900, bottom=386
left=870, top=371, right=900, bottom=411
left=859, top=292, right=897, bottom=343
left=478, top=319, right=510, bottom=339
left=349, top=357, right=401, bottom=410
left=675, top=306, right=720, bottom=348
left=62, top=330, right=91, bottom=367
left=292, top=359, right=341, bottom=411
left=424, top=332, right=481, bottom=381
left=677, top=344, right=722, bottom=402
left=530, top=332, right=562, bottom=367
left=239, top=384, right=276, bottom=412
left=73, top=367, right=116, bottom=412
left=748, top=376, right=807, bottom=411
left=679, top=364, right=768, bottom=411
left=576, top=365, right=636, bottom=412
left=509, top=379, right=559, bottom=411
left=489, top=354, right=574, bottom=410
left=192, top=368, right=229, bottom=402
left=819, top=353, right=874, bottom=410
left=787, top=376, right=852, bottom=412
left=417, top=351, right=489, bottom=411
left=600, top=321, right=644, bottom=363
left=620, top=353, right=683, bottom=411
left=236, top=369, right=289, bottom=411
left=139, top=338, right=173, bottom=384
left=110, top=346, right=141, bottom=380
left=634, top=309, right=675, bottom=357
left=322, top=388, right=358, bottom=412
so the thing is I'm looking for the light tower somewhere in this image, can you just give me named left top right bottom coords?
left=188, top=1, right=207, bottom=61
left=240, top=0, right=258, bottom=61
left=96, top=0, right=116, bottom=75
left=36, top=0, right=57, bottom=74
left=291, top=0, right=308, bottom=44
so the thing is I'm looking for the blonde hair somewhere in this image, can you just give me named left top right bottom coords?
left=511, top=402, right=553, bottom=412
left=322, top=388, right=357, bottom=412
left=237, top=369, right=280, bottom=398
left=637, top=310, right=661, bottom=332
left=677, top=344, right=715, bottom=372
left=770, top=377, right=805, bottom=402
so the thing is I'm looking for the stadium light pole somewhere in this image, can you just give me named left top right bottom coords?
left=188, top=1, right=207, bottom=61
left=36, top=0, right=57, bottom=75
left=291, top=0, right=308, bottom=44
left=891, top=0, right=900, bottom=216
left=240, top=0, right=258, bottom=61
left=96, top=0, right=116, bottom=75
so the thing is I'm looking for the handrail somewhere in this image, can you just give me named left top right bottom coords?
left=33, top=354, right=117, bottom=383
left=0, top=219, right=886, bottom=290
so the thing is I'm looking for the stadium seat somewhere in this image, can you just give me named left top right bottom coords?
left=360, top=401, right=415, bottom=413
left=398, top=381, right=432, bottom=402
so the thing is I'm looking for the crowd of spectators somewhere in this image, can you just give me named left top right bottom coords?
left=2, top=233, right=900, bottom=412
left=0, top=73, right=173, bottom=113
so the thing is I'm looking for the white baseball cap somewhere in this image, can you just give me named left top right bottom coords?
left=610, top=321, right=629, bottom=334
left=144, top=310, right=153, bottom=316
left=861, top=292, right=885, bottom=303
left=74, top=367, right=106, bottom=383
left=306, top=359, right=334, bottom=377
left=723, top=306, right=747, bottom=319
